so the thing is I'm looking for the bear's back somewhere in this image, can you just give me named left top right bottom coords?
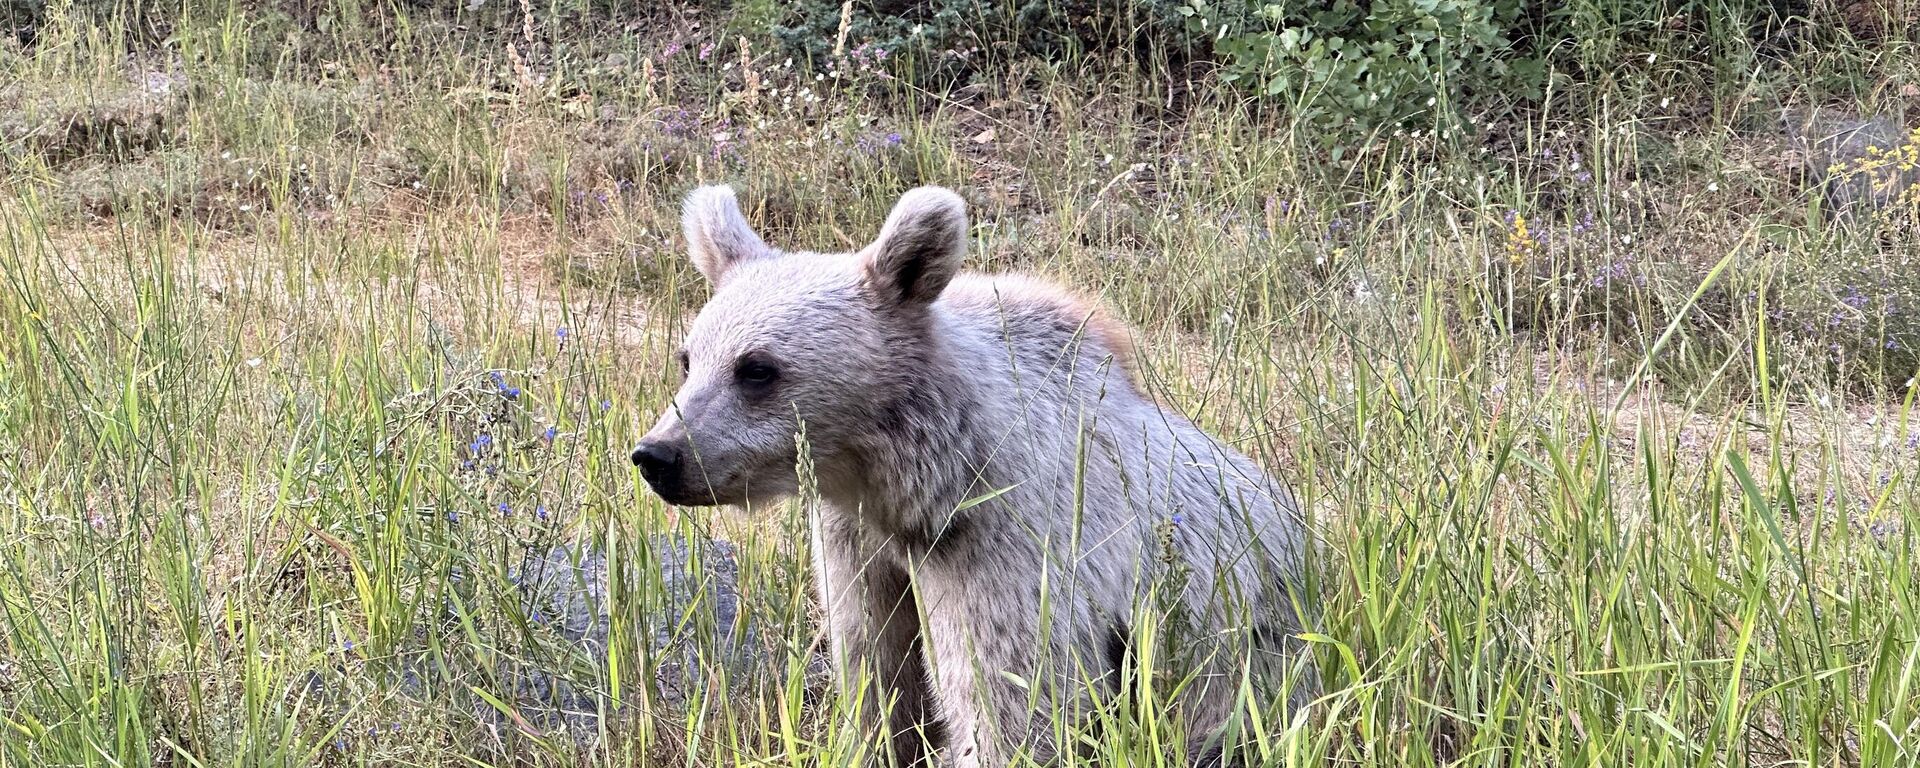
left=935, top=272, right=1140, bottom=397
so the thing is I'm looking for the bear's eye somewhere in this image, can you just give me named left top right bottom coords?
left=734, top=355, right=780, bottom=393
left=675, top=350, right=690, bottom=379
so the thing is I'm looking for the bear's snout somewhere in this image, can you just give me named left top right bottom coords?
left=631, top=440, right=686, bottom=499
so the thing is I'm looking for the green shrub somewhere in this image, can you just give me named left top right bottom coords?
left=1191, top=0, right=1537, bottom=135
left=1191, top=0, right=1798, bottom=137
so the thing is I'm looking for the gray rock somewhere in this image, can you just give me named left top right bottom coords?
left=1784, top=107, right=1919, bottom=218
left=293, top=533, right=820, bottom=748
left=498, top=535, right=767, bottom=735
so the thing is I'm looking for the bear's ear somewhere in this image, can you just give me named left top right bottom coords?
left=862, top=186, right=968, bottom=306
left=682, top=185, right=775, bottom=285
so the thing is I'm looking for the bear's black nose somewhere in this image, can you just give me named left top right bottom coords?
left=631, top=441, right=682, bottom=489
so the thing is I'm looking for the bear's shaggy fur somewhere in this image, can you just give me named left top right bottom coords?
left=633, top=185, right=1316, bottom=767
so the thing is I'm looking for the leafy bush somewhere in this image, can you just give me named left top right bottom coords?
left=1191, top=0, right=1537, bottom=134
left=1190, top=0, right=1800, bottom=136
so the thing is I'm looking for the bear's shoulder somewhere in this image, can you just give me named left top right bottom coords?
left=940, top=272, right=1139, bottom=383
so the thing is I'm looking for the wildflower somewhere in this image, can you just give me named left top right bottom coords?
left=543, top=425, right=558, bottom=441
left=600, top=399, right=612, bottom=410
left=1506, top=212, right=1539, bottom=264
left=503, top=387, right=521, bottom=399
left=885, top=131, right=903, bottom=146
left=536, top=506, right=550, bottom=521
left=556, top=326, right=570, bottom=341
left=471, top=434, right=493, bottom=453
left=447, top=510, right=459, bottom=523
left=499, top=502, right=511, bottom=516
left=343, top=640, right=355, bottom=651
left=699, top=42, right=715, bottom=61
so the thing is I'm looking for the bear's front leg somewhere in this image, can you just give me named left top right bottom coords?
left=813, top=510, right=940, bottom=767
left=912, top=552, right=1066, bottom=768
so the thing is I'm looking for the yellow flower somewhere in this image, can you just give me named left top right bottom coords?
left=1506, top=214, right=1539, bottom=265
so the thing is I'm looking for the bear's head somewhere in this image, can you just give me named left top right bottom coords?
left=632, top=184, right=969, bottom=507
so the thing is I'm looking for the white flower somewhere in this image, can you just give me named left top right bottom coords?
left=1706, top=181, right=1719, bottom=192
left=246, top=357, right=263, bottom=368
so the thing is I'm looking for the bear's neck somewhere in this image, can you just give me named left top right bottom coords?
left=825, top=333, right=992, bottom=550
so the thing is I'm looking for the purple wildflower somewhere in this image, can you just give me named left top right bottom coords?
left=499, top=502, right=511, bottom=516
left=543, top=425, right=558, bottom=441
left=556, top=326, right=570, bottom=341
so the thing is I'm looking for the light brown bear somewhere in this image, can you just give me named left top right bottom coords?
left=633, top=185, right=1316, bottom=767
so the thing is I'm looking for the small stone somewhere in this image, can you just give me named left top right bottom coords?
left=1783, top=107, right=1919, bottom=219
